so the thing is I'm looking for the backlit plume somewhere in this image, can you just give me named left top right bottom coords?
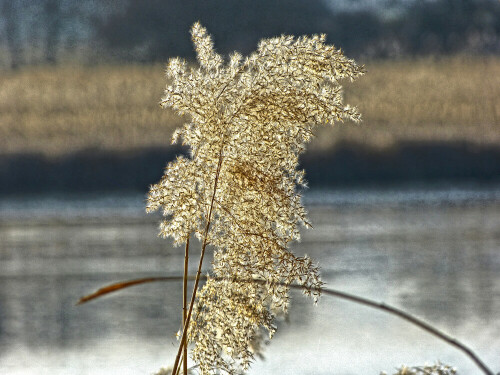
left=147, top=22, right=364, bottom=374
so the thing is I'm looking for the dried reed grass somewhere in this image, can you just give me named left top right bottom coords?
left=0, top=64, right=180, bottom=155
left=326, top=56, right=500, bottom=150
left=1, top=56, right=499, bottom=156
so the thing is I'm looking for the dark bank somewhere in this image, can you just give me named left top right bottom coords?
left=1, top=141, right=499, bottom=195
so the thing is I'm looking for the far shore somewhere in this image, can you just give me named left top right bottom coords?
left=1, top=57, right=499, bottom=194
left=1, top=57, right=499, bottom=156
left=1, top=140, right=499, bottom=195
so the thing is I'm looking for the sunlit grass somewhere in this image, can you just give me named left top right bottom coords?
left=1, top=56, right=499, bottom=156
left=315, top=56, right=500, bottom=150
left=0, top=64, right=179, bottom=155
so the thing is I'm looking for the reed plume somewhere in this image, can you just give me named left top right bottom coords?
left=146, top=22, right=364, bottom=374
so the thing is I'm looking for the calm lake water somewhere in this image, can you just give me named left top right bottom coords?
left=0, top=186, right=499, bottom=375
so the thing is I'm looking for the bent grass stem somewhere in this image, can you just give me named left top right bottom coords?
left=78, top=276, right=496, bottom=375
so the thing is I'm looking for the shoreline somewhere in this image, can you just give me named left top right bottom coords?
left=1, top=141, right=499, bottom=195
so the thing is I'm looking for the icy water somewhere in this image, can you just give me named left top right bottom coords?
left=0, top=186, right=499, bottom=375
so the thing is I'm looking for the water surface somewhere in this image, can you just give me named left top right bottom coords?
left=0, top=186, right=499, bottom=374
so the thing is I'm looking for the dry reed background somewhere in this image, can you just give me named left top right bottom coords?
left=1, top=56, right=499, bottom=156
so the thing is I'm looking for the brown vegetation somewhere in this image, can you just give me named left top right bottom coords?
left=0, top=64, right=176, bottom=155
left=1, top=56, right=499, bottom=156
left=329, top=56, right=500, bottom=150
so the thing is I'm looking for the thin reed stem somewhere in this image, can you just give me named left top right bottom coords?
left=183, top=236, right=190, bottom=375
left=78, top=275, right=496, bottom=375
left=174, top=354, right=185, bottom=375
left=171, top=150, right=225, bottom=375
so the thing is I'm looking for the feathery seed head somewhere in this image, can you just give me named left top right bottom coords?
left=148, top=23, right=363, bottom=374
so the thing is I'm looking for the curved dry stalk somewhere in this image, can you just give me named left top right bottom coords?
left=77, top=275, right=496, bottom=375
left=76, top=276, right=175, bottom=304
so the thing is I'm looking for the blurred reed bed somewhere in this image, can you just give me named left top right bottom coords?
left=0, top=64, right=178, bottom=155
left=325, top=56, right=500, bottom=150
left=0, top=56, right=499, bottom=156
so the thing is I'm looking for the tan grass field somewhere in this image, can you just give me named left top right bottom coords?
left=0, top=56, right=499, bottom=156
